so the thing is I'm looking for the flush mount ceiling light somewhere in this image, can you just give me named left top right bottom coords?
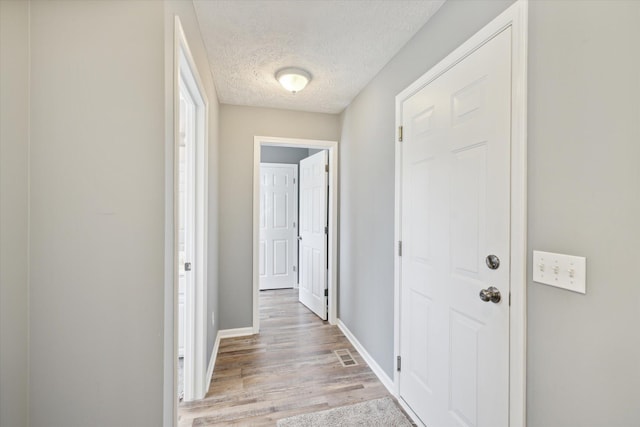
left=276, top=67, right=311, bottom=93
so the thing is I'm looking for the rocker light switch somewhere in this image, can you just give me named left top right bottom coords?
left=533, top=250, right=586, bottom=294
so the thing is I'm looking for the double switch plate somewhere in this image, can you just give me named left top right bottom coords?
left=532, top=250, right=586, bottom=294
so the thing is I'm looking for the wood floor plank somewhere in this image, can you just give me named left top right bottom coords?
left=178, top=289, right=394, bottom=427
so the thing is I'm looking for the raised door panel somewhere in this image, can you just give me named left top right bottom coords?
left=272, top=239, right=289, bottom=276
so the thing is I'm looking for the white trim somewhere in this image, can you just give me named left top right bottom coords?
left=252, top=137, right=339, bottom=333
left=508, top=2, right=529, bottom=425
left=204, top=327, right=254, bottom=392
left=205, top=331, right=222, bottom=390
left=168, top=15, right=210, bottom=412
left=337, top=320, right=394, bottom=393
left=217, top=327, right=255, bottom=339
left=163, top=32, right=176, bottom=427
left=393, top=1, right=528, bottom=426
left=337, top=319, right=424, bottom=427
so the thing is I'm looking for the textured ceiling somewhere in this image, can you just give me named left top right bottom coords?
left=193, top=0, right=445, bottom=114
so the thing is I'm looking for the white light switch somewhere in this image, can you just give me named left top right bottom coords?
left=532, top=250, right=586, bottom=294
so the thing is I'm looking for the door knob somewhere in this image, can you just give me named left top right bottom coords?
left=479, top=286, right=501, bottom=303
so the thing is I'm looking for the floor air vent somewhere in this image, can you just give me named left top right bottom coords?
left=334, top=349, right=358, bottom=367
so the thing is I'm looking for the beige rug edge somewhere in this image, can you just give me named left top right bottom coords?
left=276, top=396, right=413, bottom=427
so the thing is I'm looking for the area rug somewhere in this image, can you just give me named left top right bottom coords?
left=277, top=397, right=413, bottom=427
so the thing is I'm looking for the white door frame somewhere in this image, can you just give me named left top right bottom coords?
left=253, top=137, right=338, bottom=332
left=393, top=1, right=528, bottom=426
left=173, top=16, right=209, bottom=406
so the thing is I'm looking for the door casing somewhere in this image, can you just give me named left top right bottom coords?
left=164, top=17, right=209, bottom=426
left=252, top=137, right=338, bottom=332
left=393, top=1, right=528, bottom=426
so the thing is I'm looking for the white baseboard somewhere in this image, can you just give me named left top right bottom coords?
left=217, top=327, right=255, bottom=339
left=336, top=319, right=395, bottom=394
left=205, top=331, right=221, bottom=390
left=337, top=319, right=425, bottom=427
left=204, top=327, right=255, bottom=392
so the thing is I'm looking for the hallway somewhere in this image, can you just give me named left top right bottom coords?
left=178, top=289, right=392, bottom=426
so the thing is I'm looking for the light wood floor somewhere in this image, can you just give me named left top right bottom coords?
left=178, top=288, right=394, bottom=426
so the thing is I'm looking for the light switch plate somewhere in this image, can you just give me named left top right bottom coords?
left=532, top=250, right=586, bottom=294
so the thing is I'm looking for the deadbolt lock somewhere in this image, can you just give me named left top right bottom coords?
left=486, top=254, right=500, bottom=270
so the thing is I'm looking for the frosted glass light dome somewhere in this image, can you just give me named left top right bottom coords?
left=276, top=67, right=311, bottom=93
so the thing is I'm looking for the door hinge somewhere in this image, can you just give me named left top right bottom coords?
left=324, top=226, right=328, bottom=234
left=293, top=265, right=296, bottom=272
left=509, top=292, right=511, bottom=306
left=293, top=178, right=296, bottom=184
left=293, top=221, right=296, bottom=228
left=398, top=126, right=403, bottom=142
left=397, top=355, right=402, bottom=372
left=398, top=241, right=402, bottom=257
left=324, top=289, right=328, bottom=297
left=325, top=164, right=329, bottom=173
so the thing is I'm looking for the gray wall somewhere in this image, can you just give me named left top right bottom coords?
left=339, top=0, right=640, bottom=426
left=338, top=0, right=514, bottom=381
left=0, top=1, right=30, bottom=426
left=28, top=2, right=166, bottom=425
left=25, top=1, right=222, bottom=425
left=527, top=1, right=640, bottom=425
left=1, top=0, right=219, bottom=424
left=219, top=104, right=340, bottom=329
left=261, top=146, right=310, bottom=164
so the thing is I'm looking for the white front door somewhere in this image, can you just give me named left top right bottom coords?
left=298, top=151, right=328, bottom=320
left=259, top=163, right=298, bottom=290
left=399, top=27, right=512, bottom=427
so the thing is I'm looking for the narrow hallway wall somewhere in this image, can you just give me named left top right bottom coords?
left=0, top=1, right=30, bottom=425
left=339, top=1, right=640, bottom=426
left=338, top=0, right=513, bottom=381
left=1, top=2, right=222, bottom=426
left=526, top=2, right=640, bottom=425
left=28, top=2, right=166, bottom=425
left=218, top=105, right=339, bottom=329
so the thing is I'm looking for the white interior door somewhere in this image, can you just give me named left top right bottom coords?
left=298, top=151, right=328, bottom=320
left=399, top=28, right=512, bottom=427
left=259, top=163, right=298, bottom=290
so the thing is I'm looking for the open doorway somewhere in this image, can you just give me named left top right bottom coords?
left=258, top=149, right=301, bottom=291
left=253, top=137, right=338, bottom=332
left=174, top=17, right=209, bottom=408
